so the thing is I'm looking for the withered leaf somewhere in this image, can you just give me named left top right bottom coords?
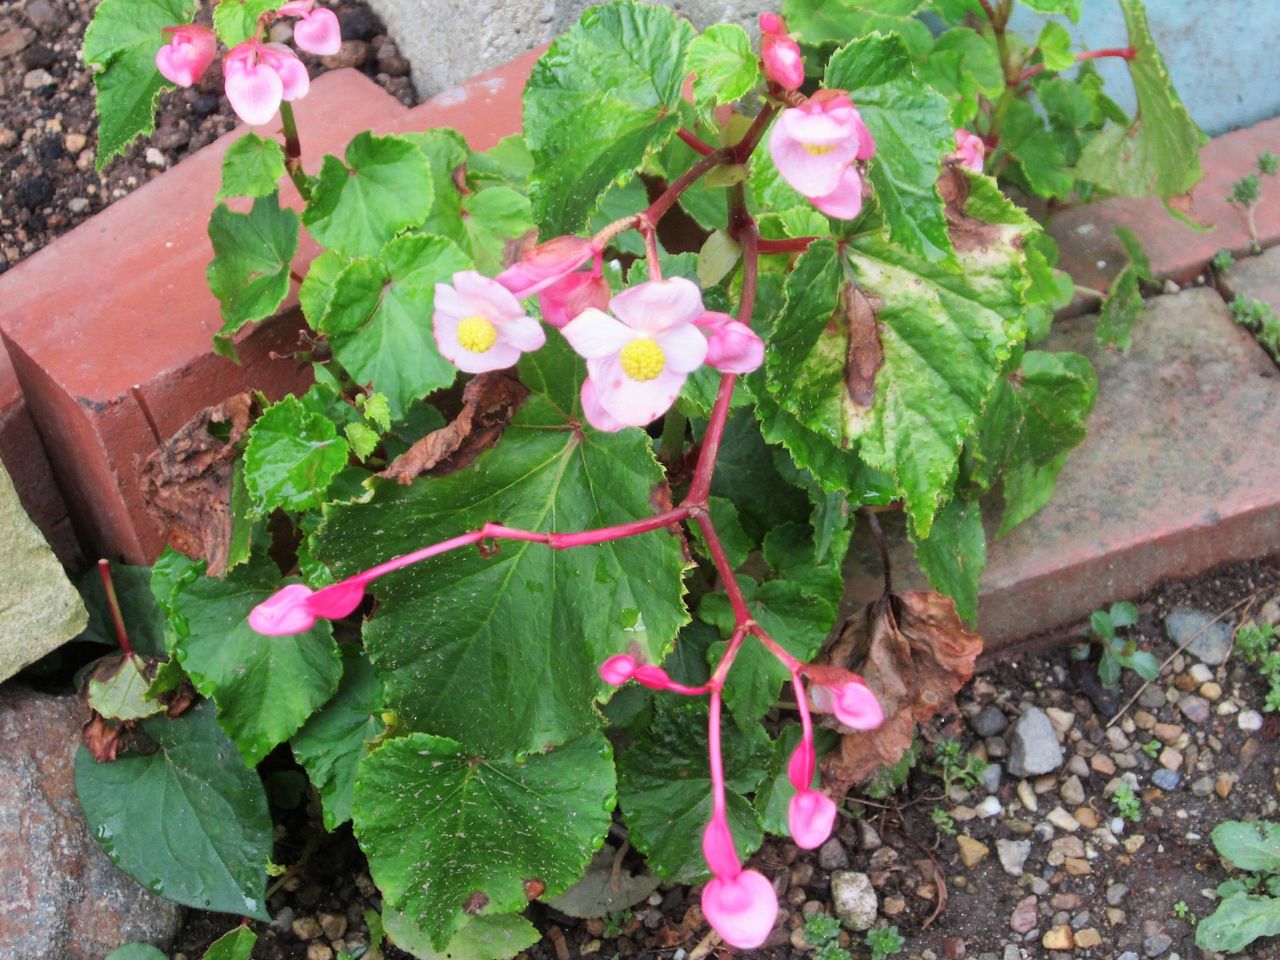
left=82, top=714, right=125, bottom=763
left=138, top=393, right=254, bottom=577
left=820, top=590, right=983, bottom=796
left=379, top=373, right=527, bottom=484
left=840, top=281, right=883, bottom=409
left=938, top=166, right=1004, bottom=255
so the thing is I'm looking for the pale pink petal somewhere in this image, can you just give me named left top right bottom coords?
left=496, top=313, right=546, bottom=352
left=595, top=360, right=686, bottom=427
left=580, top=378, right=627, bottom=432
left=853, top=110, right=877, bottom=161
left=705, top=319, right=763, bottom=373
left=248, top=583, right=317, bottom=635
left=496, top=236, right=595, bottom=298
left=694, top=310, right=731, bottom=330
left=538, top=271, right=611, bottom=328
left=263, top=43, right=310, bottom=100
left=609, top=277, right=706, bottom=335
left=655, top=323, right=709, bottom=375
left=701, top=814, right=741, bottom=879
left=306, top=580, right=365, bottom=618
left=701, top=871, right=778, bottom=949
left=452, top=270, right=526, bottom=322
left=951, top=129, right=985, bottom=173
left=225, top=59, right=284, bottom=126
left=599, top=654, right=636, bottom=685
left=833, top=680, right=884, bottom=730
left=433, top=282, right=469, bottom=324
left=562, top=309, right=634, bottom=360
left=292, top=8, right=342, bottom=56
left=810, top=165, right=864, bottom=221
left=788, top=790, right=837, bottom=850
left=769, top=124, right=852, bottom=198
left=779, top=98, right=859, bottom=147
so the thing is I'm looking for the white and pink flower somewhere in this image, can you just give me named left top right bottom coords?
left=279, top=0, right=343, bottom=56
left=769, top=91, right=875, bottom=221
left=155, top=25, right=216, bottom=88
left=951, top=128, right=986, bottom=173
left=224, top=40, right=310, bottom=126
left=433, top=270, right=546, bottom=373
left=561, top=278, right=710, bottom=431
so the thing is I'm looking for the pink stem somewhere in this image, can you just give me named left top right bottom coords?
left=677, top=127, right=717, bottom=157
left=1018, top=46, right=1136, bottom=83
left=97, top=560, right=136, bottom=661
left=708, top=685, right=728, bottom=818
left=696, top=513, right=753, bottom=625
left=758, top=236, right=819, bottom=255
left=750, top=624, right=802, bottom=671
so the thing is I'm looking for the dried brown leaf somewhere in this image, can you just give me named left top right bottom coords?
left=137, top=393, right=254, bottom=576
left=82, top=714, right=125, bottom=762
left=821, top=590, right=983, bottom=796
left=840, top=282, right=883, bottom=409
left=379, top=373, right=527, bottom=484
left=938, top=166, right=1004, bottom=255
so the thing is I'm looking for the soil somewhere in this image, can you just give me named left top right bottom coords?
left=0, top=0, right=417, bottom=274
left=169, top=553, right=1280, bottom=960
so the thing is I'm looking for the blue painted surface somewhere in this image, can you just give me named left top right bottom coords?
left=1009, top=0, right=1280, bottom=135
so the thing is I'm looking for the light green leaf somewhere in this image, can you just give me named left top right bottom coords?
left=290, top=647, right=383, bottom=831
left=207, top=194, right=300, bottom=358
left=825, top=33, right=955, bottom=262
left=1074, top=0, right=1207, bottom=198
left=525, top=1, right=695, bottom=234
left=1000, top=453, right=1069, bottom=535
left=697, top=230, right=742, bottom=288
left=203, top=926, right=258, bottom=960
left=461, top=187, right=535, bottom=274
left=243, top=394, right=350, bottom=513
left=154, top=551, right=341, bottom=766
left=75, top=699, right=272, bottom=919
left=88, top=656, right=165, bottom=720
left=316, top=338, right=688, bottom=757
left=1036, top=21, right=1075, bottom=73
left=911, top=497, right=985, bottom=623
left=105, top=946, right=169, bottom=960
left=353, top=732, right=615, bottom=950
left=1196, top=894, right=1280, bottom=953
left=1213, top=821, right=1280, bottom=873
left=686, top=24, right=762, bottom=109
left=1021, top=0, right=1081, bottom=23
left=298, top=249, right=348, bottom=327
left=317, top=234, right=471, bottom=420
left=383, top=910, right=542, bottom=960
left=83, top=0, right=197, bottom=168
left=404, top=129, right=470, bottom=247
left=303, top=132, right=434, bottom=257
left=344, top=422, right=380, bottom=461
left=784, top=0, right=933, bottom=56
left=617, top=699, right=770, bottom=881
left=468, top=134, right=536, bottom=192
left=213, top=0, right=276, bottom=46
left=218, top=133, right=287, bottom=201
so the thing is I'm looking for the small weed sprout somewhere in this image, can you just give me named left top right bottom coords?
left=932, top=807, right=958, bottom=837
left=1087, top=602, right=1158, bottom=688
left=932, top=738, right=987, bottom=793
left=865, top=925, right=907, bottom=960
left=1235, top=621, right=1280, bottom=711
left=1113, top=784, right=1142, bottom=822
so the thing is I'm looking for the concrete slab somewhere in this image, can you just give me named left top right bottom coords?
left=1220, top=244, right=1280, bottom=310
left=845, top=287, right=1280, bottom=649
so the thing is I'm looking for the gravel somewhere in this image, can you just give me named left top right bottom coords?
left=1007, top=706, right=1065, bottom=777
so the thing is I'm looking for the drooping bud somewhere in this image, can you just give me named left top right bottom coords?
left=539, top=269, right=611, bottom=328
left=599, top=654, right=637, bottom=686
left=281, top=1, right=342, bottom=57
left=701, top=812, right=742, bottom=879
left=759, top=12, right=786, bottom=36
left=248, top=583, right=319, bottom=635
left=156, top=25, right=217, bottom=88
left=788, top=789, right=837, bottom=849
left=761, top=29, right=805, bottom=92
left=701, top=869, right=779, bottom=949
left=696, top=311, right=765, bottom=374
left=787, top=738, right=815, bottom=791
left=496, top=236, right=596, bottom=299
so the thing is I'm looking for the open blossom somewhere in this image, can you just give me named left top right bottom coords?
left=434, top=270, right=546, bottom=373
left=562, top=278, right=709, bottom=431
left=760, top=14, right=804, bottom=91
left=700, top=814, right=779, bottom=949
left=279, top=0, right=343, bottom=56
left=155, top=25, right=216, bottom=88
left=497, top=236, right=609, bottom=328
left=769, top=91, right=875, bottom=221
left=696, top=311, right=764, bottom=374
left=224, top=40, right=310, bottom=126
left=951, top=129, right=986, bottom=173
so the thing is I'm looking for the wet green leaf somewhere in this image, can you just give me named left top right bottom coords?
left=243, top=394, right=351, bottom=514
left=218, top=133, right=288, bottom=201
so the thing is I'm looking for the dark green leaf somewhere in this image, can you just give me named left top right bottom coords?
left=525, top=1, right=695, bottom=234
left=709, top=410, right=812, bottom=541
left=353, top=732, right=615, bottom=950
left=243, top=394, right=351, bottom=514
left=911, top=497, right=985, bottom=623
left=218, top=133, right=288, bottom=201
left=75, top=699, right=272, bottom=918
left=203, top=926, right=258, bottom=960
left=75, top=564, right=167, bottom=656
left=104, top=946, right=169, bottom=960
left=999, top=99, right=1075, bottom=200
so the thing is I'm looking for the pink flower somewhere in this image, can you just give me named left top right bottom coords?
left=809, top=164, right=865, bottom=220
left=951, top=129, right=986, bottom=173
left=811, top=679, right=884, bottom=730
left=769, top=92, right=865, bottom=197
left=539, top=270, right=611, bottom=328
left=155, top=25, right=216, bottom=88
left=280, top=0, right=342, bottom=57
left=599, top=654, right=637, bottom=686
left=696, top=312, right=764, bottom=374
left=788, top=789, right=837, bottom=849
left=760, top=16, right=804, bottom=92
left=497, top=236, right=596, bottom=298
left=224, top=40, right=310, bottom=126
left=248, top=580, right=365, bottom=635
left=561, top=278, right=709, bottom=431
left=433, top=270, right=546, bottom=373
left=700, top=813, right=779, bottom=947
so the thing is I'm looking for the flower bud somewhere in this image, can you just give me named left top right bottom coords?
left=951, top=129, right=986, bottom=173
left=496, top=236, right=596, bottom=299
left=599, top=654, right=637, bottom=686
left=155, top=25, right=216, bottom=88
left=788, top=788, right=837, bottom=849
left=701, top=869, right=779, bottom=949
left=759, top=12, right=786, bottom=36
left=762, top=32, right=805, bottom=92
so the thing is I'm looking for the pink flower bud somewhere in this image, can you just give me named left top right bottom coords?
left=762, top=33, right=805, bottom=91
left=599, top=654, right=637, bottom=686
left=701, top=870, right=779, bottom=949
left=701, top=813, right=741, bottom=879
left=759, top=12, right=786, bottom=36
left=155, top=25, right=216, bottom=88
left=696, top=312, right=764, bottom=374
left=306, top=580, right=365, bottom=618
left=632, top=664, right=674, bottom=690
left=951, top=129, right=986, bottom=173
left=539, top=270, right=611, bottom=328
left=248, top=583, right=319, bottom=635
left=496, top=236, right=596, bottom=299
left=788, top=789, right=837, bottom=849
left=787, top=739, right=815, bottom=791
left=832, top=679, right=884, bottom=730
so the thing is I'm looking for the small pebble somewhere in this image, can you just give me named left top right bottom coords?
left=976, top=795, right=1003, bottom=818
left=1153, top=765, right=1182, bottom=789
left=1178, top=695, right=1210, bottom=724
left=1046, top=807, right=1080, bottom=832
left=1239, top=709, right=1264, bottom=731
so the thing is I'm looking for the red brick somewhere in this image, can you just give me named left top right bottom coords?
left=1051, top=116, right=1280, bottom=313
left=846, top=288, right=1280, bottom=649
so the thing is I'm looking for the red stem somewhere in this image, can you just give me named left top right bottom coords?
left=643, top=148, right=730, bottom=226
left=750, top=624, right=802, bottom=671
left=1019, top=46, right=1136, bottom=83
left=731, top=104, right=777, bottom=165
left=97, top=559, right=135, bottom=661
left=695, top=513, right=753, bottom=625
left=758, top=236, right=818, bottom=255
left=677, top=127, right=717, bottom=157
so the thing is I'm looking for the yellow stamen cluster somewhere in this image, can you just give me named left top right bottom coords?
left=456, top=315, right=498, bottom=353
left=803, top=143, right=836, bottom=156
left=619, top=337, right=665, bottom=382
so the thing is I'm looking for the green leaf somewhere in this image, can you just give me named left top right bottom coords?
left=1196, top=894, right=1280, bottom=953
left=999, top=99, right=1075, bottom=200
left=404, top=128, right=471, bottom=248
left=298, top=249, right=348, bottom=327
left=762, top=520, right=847, bottom=602
left=213, top=0, right=276, bottom=46
left=1108, top=601, right=1139, bottom=629
left=88, top=656, right=165, bottom=720
left=1121, top=649, right=1159, bottom=681
left=688, top=497, right=753, bottom=570
left=755, top=725, right=838, bottom=836
left=243, top=394, right=351, bottom=513
left=468, top=134, right=536, bottom=192
left=316, top=339, right=688, bottom=757
left=785, top=0, right=933, bottom=56
left=617, top=699, right=770, bottom=881
left=290, top=648, right=384, bottom=831
left=75, top=564, right=167, bottom=656
left=461, top=187, right=536, bottom=274
left=1074, top=0, right=1207, bottom=198
left=75, top=699, right=272, bottom=919
left=207, top=194, right=300, bottom=359
left=383, top=910, right=542, bottom=960
left=303, top=132, right=434, bottom=258
left=686, top=24, right=762, bottom=110
left=1021, top=0, right=1081, bottom=20
left=203, top=926, right=258, bottom=960
left=105, top=945, right=169, bottom=960
left=317, top=235, right=472, bottom=420
left=1213, top=821, right=1280, bottom=873
left=218, top=133, right=288, bottom=201
left=353, top=731, right=615, bottom=950
left=1099, top=267, right=1142, bottom=350
left=525, top=1, right=695, bottom=234
left=1036, top=21, right=1075, bottom=72
left=345, top=422, right=380, bottom=461
left=155, top=551, right=342, bottom=766
left=83, top=0, right=197, bottom=168
left=917, top=28, right=1004, bottom=126
left=825, top=33, right=955, bottom=262
left=709, top=410, right=812, bottom=541
left=911, top=497, right=985, bottom=623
